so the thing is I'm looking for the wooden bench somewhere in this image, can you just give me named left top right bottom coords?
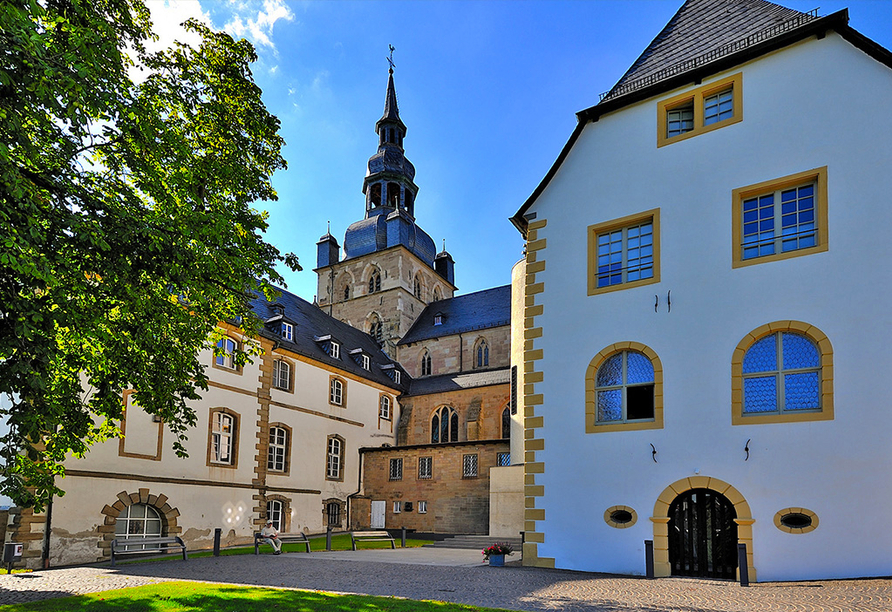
left=110, top=536, right=187, bottom=566
left=253, top=531, right=311, bottom=554
left=351, top=530, right=396, bottom=550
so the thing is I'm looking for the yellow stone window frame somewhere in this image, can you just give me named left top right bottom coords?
left=774, top=507, right=819, bottom=534
left=587, top=209, right=660, bottom=296
left=604, top=505, right=638, bottom=529
left=657, top=73, right=743, bottom=147
left=585, top=341, right=664, bottom=433
left=731, top=320, right=833, bottom=426
left=732, top=166, right=828, bottom=268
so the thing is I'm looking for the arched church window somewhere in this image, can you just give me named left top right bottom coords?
left=431, top=406, right=458, bottom=444
left=421, top=350, right=431, bottom=376
left=369, top=183, right=382, bottom=207
left=369, top=316, right=383, bottom=347
left=368, top=270, right=381, bottom=294
left=343, top=284, right=350, bottom=301
left=414, top=275, right=423, bottom=300
left=502, top=406, right=510, bottom=439
left=474, top=339, right=489, bottom=368
left=433, top=286, right=441, bottom=302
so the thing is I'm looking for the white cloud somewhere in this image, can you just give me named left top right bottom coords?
left=145, top=0, right=211, bottom=52
left=223, top=0, right=294, bottom=51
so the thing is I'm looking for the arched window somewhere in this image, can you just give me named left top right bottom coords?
left=273, top=359, right=291, bottom=391
left=368, top=270, right=381, bottom=294
left=115, top=504, right=163, bottom=544
left=325, top=500, right=343, bottom=527
left=585, top=342, right=663, bottom=433
left=431, top=406, right=458, bottom=444
left=732, top=322, right=832, bottom=425
left=267, top=425, right=289, bottom=473
left=369, top=316, right=383, bottom=347
left=215, top=337, right=238, bottom=370
left=343, top=284, right=350, bottom=301
left=433, top=286, right=442, bottom=302
left=501, top=406, right=510, bottom=439
left=474, top=339, right=489, bottom=368
left=420, top=350, right=431, bottom=376
left=379, top=395, right=392, bottom=420
left=387, top=182, right=400, bottom=208
left=266, top=499, right=283, bottom=531
left=369, top=183, right=382, bottom=207
left=413, top=275, right=423, bottom=299
left=326, top=435, right=344, bottom=480
left=329, top=377, right=345, bottom=406
left=595, top=350, right=654, bottom=423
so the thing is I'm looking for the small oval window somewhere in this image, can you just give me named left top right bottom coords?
left=610, top=510, right=633, bottom=524
left=780, top=513, right=812, bottom=529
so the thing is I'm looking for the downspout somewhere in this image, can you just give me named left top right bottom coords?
left=347, top=448, right=365, bottom=530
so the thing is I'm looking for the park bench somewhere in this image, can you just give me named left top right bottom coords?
left=350, top=530, right=396, bottom=550
left=110, top=536, right=187, bottom=566
left=254, top=531, right=311, bottom=554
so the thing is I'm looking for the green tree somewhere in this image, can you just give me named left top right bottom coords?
left=0, top=0, right=298, bottom=510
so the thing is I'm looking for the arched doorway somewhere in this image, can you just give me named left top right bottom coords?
left=668, top=488, right=738, bottom=579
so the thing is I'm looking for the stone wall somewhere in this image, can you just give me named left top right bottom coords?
left=398, top=383, right=510, bottom=446
left=398, top=325, right=510, bottom=378
left=359, top=440, right=510, bottom=534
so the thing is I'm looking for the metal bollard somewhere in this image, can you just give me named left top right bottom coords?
left=326, top=526, right=332, bottom=551
left=644, top=540, right=654, bottom=579
left=213, top=528, right=222, bottom=557
left=401, top=526, right=406, bottom=548
left=737, top=543, right=749, bottom=586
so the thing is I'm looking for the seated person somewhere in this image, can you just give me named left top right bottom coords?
left=260, top=520, right=282, bottom=555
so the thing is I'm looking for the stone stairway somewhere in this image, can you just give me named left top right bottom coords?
left=423, top=535, right=523, bottom=550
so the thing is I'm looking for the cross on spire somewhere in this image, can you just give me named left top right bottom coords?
left=387, top=44, right=396, bottom=74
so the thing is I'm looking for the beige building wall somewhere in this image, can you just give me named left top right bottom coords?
left=489, top=464, right=524, bottom=538
left=398, top=325, right=509, bottom=378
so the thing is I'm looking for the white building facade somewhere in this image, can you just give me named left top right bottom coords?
left=512, top=1, right=892, bottom=581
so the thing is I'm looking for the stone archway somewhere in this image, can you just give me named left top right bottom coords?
left=98, top=489, right=181, bottom=559
left=651, top=476, right=755, bottom=581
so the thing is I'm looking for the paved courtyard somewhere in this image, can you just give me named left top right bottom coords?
left=1, top=548, right=891, bottom=611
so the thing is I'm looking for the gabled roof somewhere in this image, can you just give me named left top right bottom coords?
left=510, top=3, right=892, bottom=235
left=248, top=287, right=406, bottom=392
left=398, top=285, right=511, bottom=346
left=602, top=0, right=809, bottom=103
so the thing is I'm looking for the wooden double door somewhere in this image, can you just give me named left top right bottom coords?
left=668, top=488, right=738, bottom=579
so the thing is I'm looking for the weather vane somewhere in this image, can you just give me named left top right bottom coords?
left=387, top=44, right=396, bottom=73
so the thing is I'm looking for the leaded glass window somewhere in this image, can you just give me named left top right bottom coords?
left=596, top=222, right=654, bottom=288
left=418, top=456, right=432, bottom=479
left=742, top=182, right=816, bottom=260
left=431, top=406, right=458, bottom=443
left=742, top=332, right=821, bottom=414
left=462, top=454, right=478, bottom=478
left=389, top=458, right=403, bottom=480
left=501, top=407, right=510, bottom=439
left=421, top=351, right=431, bottom=376
left=497, top=452, right=511, bottom=467
left=475, top=339, right=489, bottom=368
left=595, top=350, right=655, bottom=423
left=369, top=271, right=381, bottom=294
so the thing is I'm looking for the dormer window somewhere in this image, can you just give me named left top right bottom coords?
left=394, top=370, right=401, bottom=384
left=362, top=354, right=370, bottom=370
left=281, top=322, right=293, bottom=342
left=330, top=342, right=340, bottom=360
left=433, top=313, right=443, bottom=326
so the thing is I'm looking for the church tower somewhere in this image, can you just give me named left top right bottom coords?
left=315, top=57, right=456, bottom=358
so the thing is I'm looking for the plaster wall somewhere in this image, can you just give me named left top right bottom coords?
left=525, top=34, right=892, bottom=581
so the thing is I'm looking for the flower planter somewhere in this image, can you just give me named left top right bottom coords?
left=488, top=554, right=505, bottom=567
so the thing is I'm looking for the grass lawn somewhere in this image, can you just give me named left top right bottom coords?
left=0, top=581, right=516, bottom=611
left=189, top=533, right=429, bottom=558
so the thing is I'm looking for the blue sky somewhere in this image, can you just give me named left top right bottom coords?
left=148, top=0, right=892, bottom=301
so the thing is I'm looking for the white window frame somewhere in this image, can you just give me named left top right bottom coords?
left=273, top=359, right=291, bottom=391
left=267, top=499, right=283, bottom=531
left=394, top=370, right=401, bottom=384
left=362, top=354, right=370, bottom=370
left=393, top=501, right=401, bottom=514
left=330, top=342, right=341, bottom=359
left=215, top=337, right=238, bottom=369
left=330, top=378, right=344, bottom=406
left=379, top=395, right=391, bottom=420
left=418, top=501, right=427, bottom=514
left=267, top=426, right=287, bottom=472
left=212, top=412, right=234, bottom=464
left=326, top=436, right=342, bottom=480
left=281, top=322, right=293, bottom=341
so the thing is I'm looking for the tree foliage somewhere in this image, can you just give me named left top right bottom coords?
left=0, top=0, right=298, bottom=510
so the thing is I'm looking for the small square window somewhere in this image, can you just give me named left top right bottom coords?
left=497, top=452, right=511, bottom=467
left=393, top=501, right=401, bottom=514
left=418, top=501, right=427, bottom=514
left=433, top=314, right=442, bottom=326
left=657, top=73, right=742, bottom=147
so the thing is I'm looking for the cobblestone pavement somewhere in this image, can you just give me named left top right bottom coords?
left=1, top=551, right=891, bottom=611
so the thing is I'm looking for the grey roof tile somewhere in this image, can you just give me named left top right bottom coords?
left=407, top=368, right=510, bottom=397
left=398, top=285, right=511, bottom=346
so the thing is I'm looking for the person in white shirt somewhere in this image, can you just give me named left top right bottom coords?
left=260, top=520, right=282, bottom=554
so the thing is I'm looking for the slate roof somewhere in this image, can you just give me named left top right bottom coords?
left=407, top=368, right=511, bottom=397
left=398, top=285, right=511, bottom=346
left=603, top=0, right=810, bottom=102
left=248, top=287, right=406, bottom=392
